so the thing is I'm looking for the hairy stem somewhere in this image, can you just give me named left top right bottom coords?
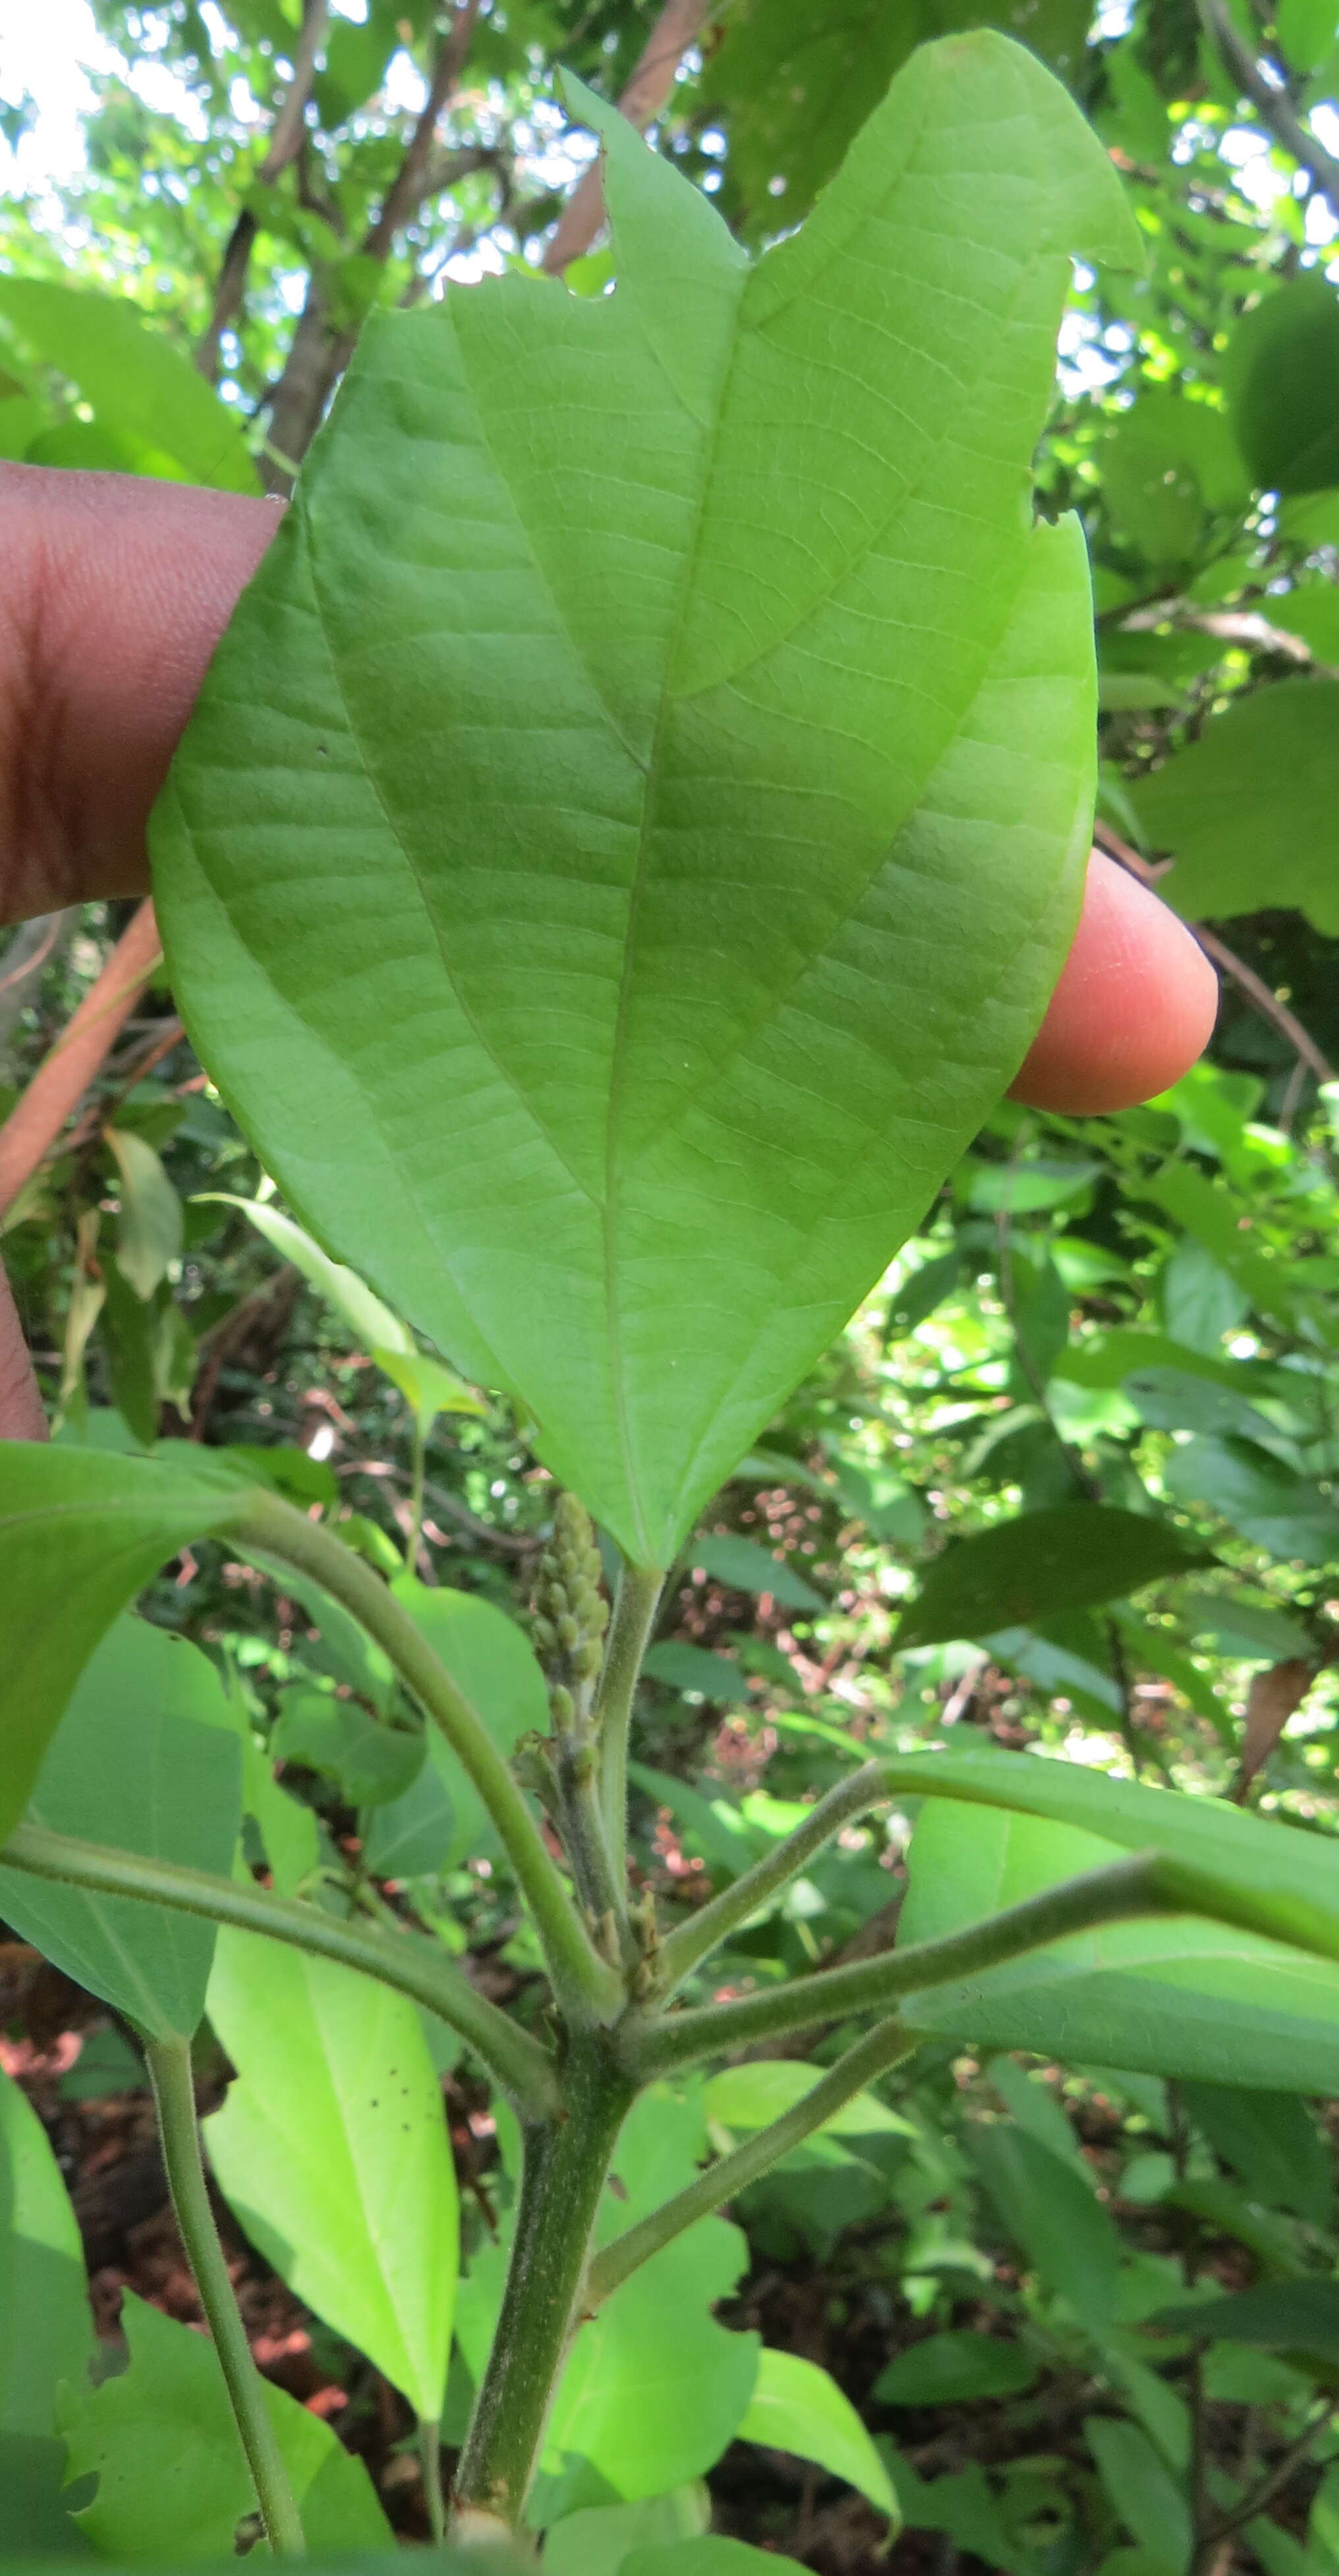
left=235, top=1492, right=622, bottom=2024
left=4, top=1822, right=557, bottom=2119
left=418, top=2418, right=447, bottom=2545
left=595, top=1560, right=663, bottom=1884
left=654, top=1757, right=889, bottom=1993
left=590, top=2015, right=916, bottom=2304
left=453, top=2036, right=635, bottom=2529
left=629, top=1852, right=1187, bottom=2076
left=146, top=2037, right=306, bottom=2556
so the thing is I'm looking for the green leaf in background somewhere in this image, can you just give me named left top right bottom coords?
left=0, top=1442, right=254, bottom=1844
left=215, top=1196, right=485, bottom=1428
left=391, top=1576, right=548, bottom=1862
left=872, top=2332, right=1037, bottom=2407
left=153, top=39, right=1137, bottom=1569
left=1149, top=2279, right=1339, bottom=2369
left=1100, top=388, right=1249, bottom=566
left=271, top=1687, right=422, bottom=1807
left=105, top=1130, right=183, bottom=1303
left=691, top=1533, right=824, bottom=1613
left=0, top=2064, right=93, bottom=2437
left=736, top=2348, right=897, bottom=2523
left=1275, top=577, right=1339, bottom=666
left=705, top=0, right=1091, bottom=240
left=704, top=2060, right=913, bottom=2138
left=1182, top=2082, right=1333, bottom=2227
left=897, top=1798, right=1339, bottom=2090
left=642, top=1642, right=753, bottom=1704
left=1162, top=1435, right=1339, bottom=1563
left=57, top=2292, right=391, bottom=2558
left=968, top=2121, right=1120, bottom=2323
left=544, top=2488, right=710, bottom=2575
left=623, top=2547, right=807, bottom=2576
left=363, top=1746, right=457, bottom=1877
left=1133, top=678, right=1339, bottom=936
left=0, top=279, right=260, bottom=493
left=0, top=1618, right=241, bottom=2041
left=1085, top=2416, right=1190, bottom=2575
left=205, top=1931, right=457, bottom=2422
left=894, top=1505, right=1207, bottom=1649
left=1225, top=272, right=1339, bottom=495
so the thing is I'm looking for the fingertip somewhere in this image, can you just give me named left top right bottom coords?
left=1010, top=850, right=1219, bottom=1114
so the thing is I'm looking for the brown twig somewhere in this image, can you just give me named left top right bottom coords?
left=0, top=901, right=162, bottom=1219
left=1195, top=0, right=1339, bottom=227
left=198, top=0, right=333, bottom=380
left=1093, top=821, right=1336, bottom=1086
left=541, top=0, right=713, bottom=274
left=263, top=0, right=484, bottom=487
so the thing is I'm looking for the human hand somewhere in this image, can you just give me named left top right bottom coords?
left=0, top=461, right=1218, bottom=1434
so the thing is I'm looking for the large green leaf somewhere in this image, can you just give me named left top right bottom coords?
left=896, top=1798, right=1339, bottom=2090
left=1162, top=1434, right=1339, bottom=1563
left=152, top=40, right=1137, bottom=1569
left=0, top=281, right=260, bottom=494
left=204, top=1930, right=458, bottom=2422
left=967, top=2121, right=1120, bottom=2324
left=894, top=1504, right=1207, bottom=1649
left=57, top=2293, right=391, bottom=2558
left=0, top=1442, right=256, bottom=1844
left=1132, top=678, right=1339, bottom=936
left=0, top=1618, right=242, bottom=2041
left=706, top=0, right=1093, bottom=241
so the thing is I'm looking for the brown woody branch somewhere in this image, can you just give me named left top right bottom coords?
left=541, top=0, right=712, bottom=275
left=198, top=0, right=333, bottom=382
left=1196, top=0, right=1339, bottom=228
left=1094, top=820, right=1336, bottom=1087
left=0, top=900, right=163, bottom=1220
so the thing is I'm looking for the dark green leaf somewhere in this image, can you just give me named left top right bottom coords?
left=1180, top=2082, right=1332, bottom=2226
left=642, top=1642, right=753, bottom=1703
left=873, top=2333, right=1037, bottom=2406
left=1226, top=273, right=1339, bottom=494
left=1150, top=2279, right=1339, bottom=2367
left=894, top=1505, right=1207, bottom=1649
left=691, top=1533, right=824, bottom=1612
left=1162, top=1436, right=1339, bottom=1563
left=967, top=2123, right=1120, bottom=2323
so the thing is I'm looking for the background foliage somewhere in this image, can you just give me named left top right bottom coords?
left=1, top=0, right=1339, bottom=2569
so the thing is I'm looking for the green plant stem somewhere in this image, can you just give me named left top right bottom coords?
left=453, top=2035, right=635, bottom=2530
left=418, top=2417, right=446, bottom=2544
left=595, top=1559, right=663, bottom=1879
left=629, top=1852, right=1187, bottom=2076
left=654, top=1757, right=889, bottom=1992
left=3, top=1821, right=557, bottom=2120
left=552, top=1733, right=627, bottom=1958
left=235, top=1491, right=622, bottom=2025
left=590, top=2014, right=916, bottom=2305
left=145, top=2036, right=306, bottom=2558
left=406, top=1413, right=428, bottom=1570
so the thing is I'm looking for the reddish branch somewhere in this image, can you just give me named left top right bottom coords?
left=1094, top=821, right=1336, bottom=1087
left=542, top=0, right=713, bottom=274
left=0, top=899, right=163, bottom=1221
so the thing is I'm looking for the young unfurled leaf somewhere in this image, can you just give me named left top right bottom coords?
left=153, top=37, right=1138, bottom=1568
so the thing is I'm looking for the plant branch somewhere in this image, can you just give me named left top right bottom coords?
left=235, top=1490, right=624, bottom=2024
left=362, top=0, right=483, bottom=259
left=590, top=2015, right=917, bottom=2304
left=1196, top=2401, right=1332, bottom=2568
left=453, top=2036, right=634, bottom=2528
left=146, top=2036, right=306, bottom=2555
left=3, top=1821, right=557, bottom=2117
left=1095, top=823, right=1336, bottom=1086
left=1196, top=0, right=1339, bottom=225
left=596, top=1559, right=663, bottom=1885
left=541, top=0, right=712, bottom=273
left=198, top=0, right=333, bottom=380
left=633, top=1839, right=1339, bottom=2077
left=0, top=901, right=162, bottom=1219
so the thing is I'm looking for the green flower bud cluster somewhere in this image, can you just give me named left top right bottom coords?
left=529, top=1494, right=610, bottom=1728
